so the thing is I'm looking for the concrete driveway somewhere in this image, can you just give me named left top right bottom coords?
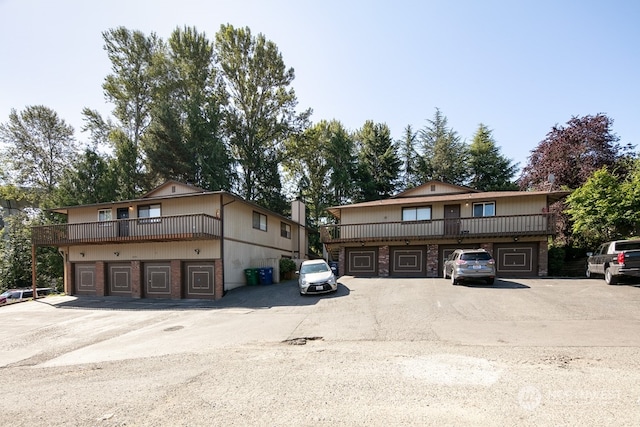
left=1, top=276, right=640, bottom=426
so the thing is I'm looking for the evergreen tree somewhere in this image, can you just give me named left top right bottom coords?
left=354, top=121, right=401, bottom=201
left=468, top=124, right=518, bottom=191
left=398, top=125, right=420, bottom=190
left=416, top=109, right=469, bottom=185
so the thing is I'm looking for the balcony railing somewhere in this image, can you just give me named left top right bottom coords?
left=319, top=213, right=557, bottom=243
left=32, top=214, right=222, bottom=246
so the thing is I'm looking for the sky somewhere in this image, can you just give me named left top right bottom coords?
left=1, top=0, right=639, bottom=172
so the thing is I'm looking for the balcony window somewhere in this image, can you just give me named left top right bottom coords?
left=281, top=222, right=291, bottom=239
left=98, top=209, right=112, bottom=222
left=253, top=211, right=267, bottom=231
left=138, top=204, right=161, bottom=223
left=402, top=206, right=431, bottom=221
left=473, top=202, right=495, bottom=217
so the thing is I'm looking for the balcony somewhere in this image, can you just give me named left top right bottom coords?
left=32, top=214, right=222, bottom=246
left=319, top=213, right=557, bottom=244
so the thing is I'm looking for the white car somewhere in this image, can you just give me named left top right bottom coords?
left=297, top=259, right=338, bottom=295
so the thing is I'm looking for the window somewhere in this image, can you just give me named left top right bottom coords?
left=473, top=202, right=495, bottom=217
left=402, top=206, right=431, bottom=221
left=98, top=209, right=112, bottom=222
left=281, top=222, right=291, bottom=239
left=138, top=204, right=161, bottom=223
left=253, top=211, right=267, bottom=231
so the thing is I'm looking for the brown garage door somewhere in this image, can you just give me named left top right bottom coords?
left=493, top=243, right=538, bottom=277
left=345, top=248, right=378, bottom=277
left=74, top=264, right=97, bottom=295
left=144, top=263, right=171, bottom=298
left=108, top=263, right=132, bottom=296
left=185, top=262, right=215, bottom=299
left=390, top=246, right=427, bottom=277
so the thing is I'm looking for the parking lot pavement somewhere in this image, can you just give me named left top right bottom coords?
left=1, top=277, right=640, bottom=426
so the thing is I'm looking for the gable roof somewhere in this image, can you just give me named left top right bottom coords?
left=142, top=180, right=206, bottom=198
left=392, top=181, right=479, bottom=198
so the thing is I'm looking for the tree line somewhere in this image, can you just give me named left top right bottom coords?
left=0, top=24, right=638, bottom=289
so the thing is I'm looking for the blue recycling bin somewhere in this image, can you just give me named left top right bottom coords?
left=258, top=267, right=273, bottom=285
left=328, top=261, right=339, bottom=276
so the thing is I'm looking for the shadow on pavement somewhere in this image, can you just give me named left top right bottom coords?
left=456, top=279, right=530, bottom=289
left=38, top=280, right=351, bottom=311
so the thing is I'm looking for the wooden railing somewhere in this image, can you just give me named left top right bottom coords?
left=31, top=214, right=222, bottom=246
left=319, top=213, right=557, bottom=243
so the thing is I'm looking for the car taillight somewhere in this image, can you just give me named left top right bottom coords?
left=455, top=259, right=467, bottom=265
left=617, top=252, right=625, bottom=266
left=488, top=259, right=495, bottom=265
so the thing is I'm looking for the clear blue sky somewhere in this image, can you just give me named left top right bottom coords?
left=1, top=0, right=638, bottom=172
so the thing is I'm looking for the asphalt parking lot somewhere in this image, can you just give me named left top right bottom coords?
left=1, top=276, right=640, bottom=426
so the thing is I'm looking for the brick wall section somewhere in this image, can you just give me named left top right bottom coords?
left=131, top=260, right=142, bottom=298
left=95, top=261, right=106, bottom=296
left=214, top=259, right=224, bottom=300
left=427, top=244, right=439, bottom=277
left=171, top=260, right=182, bottom=299
left=66, top=261, right=74, bottom=295
left=378, top=245, right=389, bottom=276
left=538, top=240, right=548, bottom=276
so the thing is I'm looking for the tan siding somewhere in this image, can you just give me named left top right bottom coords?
left=339, top=196, right=548, bottom=225
left=67, top=195, right=221, bottom=224
left=224, top=202, right=298, bottom=254
left=68, top=242, right=220, bottom=263
left=400, top=182, right=471, bottom=196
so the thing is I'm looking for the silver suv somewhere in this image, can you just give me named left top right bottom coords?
left=443, top=249, right=496, bottom=285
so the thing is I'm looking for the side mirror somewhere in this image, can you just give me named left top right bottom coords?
left=295, top=271, right=299, bottom=275
left=586, top=252, right=593, bottom=257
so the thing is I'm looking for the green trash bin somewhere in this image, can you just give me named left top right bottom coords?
left=244, top=268, right=259, bottom=285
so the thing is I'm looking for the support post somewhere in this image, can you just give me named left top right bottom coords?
left=31, top=245, right=37, bottom=299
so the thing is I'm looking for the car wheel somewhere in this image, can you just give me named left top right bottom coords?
left=451, top=273, right=457, bottom=285
left=604, top=268, right=618, bottom=285
left=486, top=278, right=495, bottom=285
left=586, top=268, right=591, bottom=278
left=443, top=267, right=449, bottom=279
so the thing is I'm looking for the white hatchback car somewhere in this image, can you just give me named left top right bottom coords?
left=297, top=259, right=338, bottom=295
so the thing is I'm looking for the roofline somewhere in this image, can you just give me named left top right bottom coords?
left=49, top=190, right=304, bottom=226
left=327, top=190, right=571, bottom=219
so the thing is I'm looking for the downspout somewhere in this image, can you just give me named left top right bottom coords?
left=220, top=194, right=237, bottom=296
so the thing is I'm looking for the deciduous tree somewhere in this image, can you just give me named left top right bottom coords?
left=215, top=24, right=310, bottom=210
left=0, top=106, right=76, bottom=195
left=519, top=114, right=631, bottom=190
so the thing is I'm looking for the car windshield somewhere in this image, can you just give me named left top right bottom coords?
left=460, top=252, right=492, bottom=261
left=300, top=263, right=329, bottom=274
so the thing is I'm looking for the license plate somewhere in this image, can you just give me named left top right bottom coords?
left=315, top=286, right=324, bottom=291
left=473, top=265, right=482, bottom=269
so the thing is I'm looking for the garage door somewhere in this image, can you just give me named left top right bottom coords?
left=493, top=243, right=538, bottom=277
left=108, top=263, right=132, bottom=296
left=185, top=262, right=215, bottom=299
left=390, top=246, right=426, bottom=277
left=74, top=264, right=96, bottom=295
left=345, top=248, right=378, bottom=277
left=144, top=263, right=171, bottom=298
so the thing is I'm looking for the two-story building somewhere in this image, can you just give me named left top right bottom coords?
left=320, top=181, right=569, bottom=279
left=31, top=181, right=307, bottom=300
